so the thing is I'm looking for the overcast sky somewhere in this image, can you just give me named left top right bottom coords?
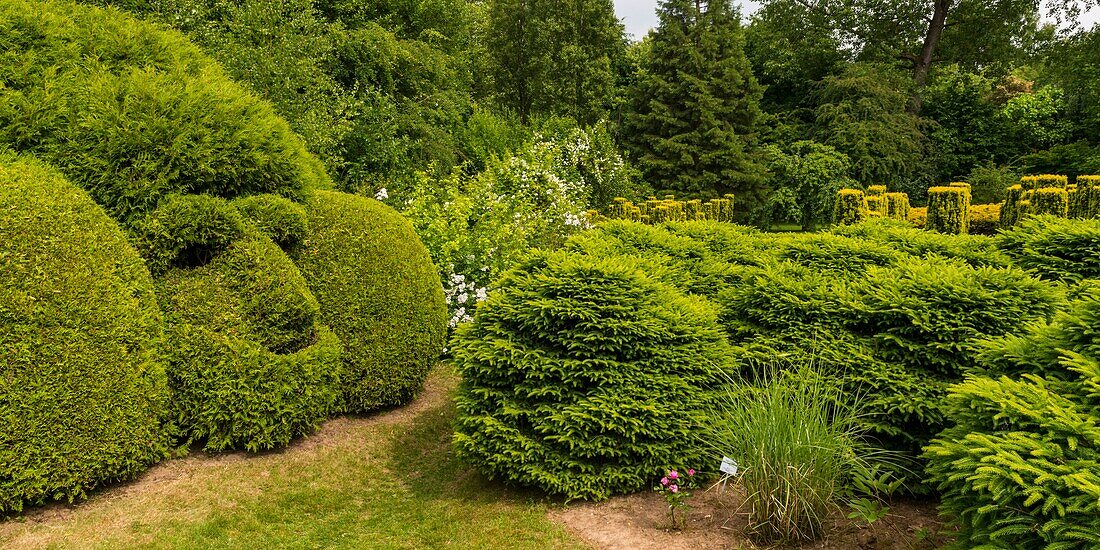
left=614, top=0, right=1100, bottom=41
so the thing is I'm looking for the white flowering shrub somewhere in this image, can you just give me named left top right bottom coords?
left=400, top=122, right=635, bottom=331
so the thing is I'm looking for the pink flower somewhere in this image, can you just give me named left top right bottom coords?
left=660, top=477, right=669, bottom=486
left=687, top=469, right=695, bottom=476
left=669, top=470, right=679, bottom=480
left=670, top=484, right=679, bottom=493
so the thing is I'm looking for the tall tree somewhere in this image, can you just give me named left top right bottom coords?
left=623, top=0, right=765, bottom=200
left=485, top=0, right=624, bottom=123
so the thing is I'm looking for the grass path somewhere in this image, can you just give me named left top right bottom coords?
left=1, top=366, right=584, bottom=549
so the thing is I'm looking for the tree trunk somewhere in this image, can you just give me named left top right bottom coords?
left=908, top=0, right=951, bottom=112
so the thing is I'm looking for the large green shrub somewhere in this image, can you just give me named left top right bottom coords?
left=833, top=188, right=867, bottom=225
left=291, top=191, right=447, bottom=413
left=998, top=215, right=1100, bottom=282
left=156, top=230, right=339, bottom=451
left=831, top=218, right=1010, bottom=268
left=0, top=0, right=328, bottom=223
left=926, top=186, right=971, bottom=234
left=925, top=288, right=1100, bottom=549
left=0, top=153, right=169, bottom=512
left=231, top=194, right=309, bottom=248
left=452, top=250, right=732, bottom=500
left=132, top=194, right=247, bottom=274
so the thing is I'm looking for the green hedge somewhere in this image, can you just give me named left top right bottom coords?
left=998, top=215, right=1100, bottom=282
left=1025, top=187, right=1069, bottom=217
left=133, top=194, right=246, bottom=274
left=833, top=189, right=866, bottom=225
left=831, top=218, right=1009, bottom=268
left=1000, top=184, right=1024, bottom=228
left=927, top=186, right=971, bottom=234
left=452, top=250, right=732, bottom=500
left=925, top=288, right=1100, bottom=549
left=884, top=192, right=910, bottom=221
left=291, top=191, right=447, bottom=413
left=232, top=194, right=309, bottom=248
left=0, top=152, right=169, bottom=512
left=0, top=0, right=328, bottom=223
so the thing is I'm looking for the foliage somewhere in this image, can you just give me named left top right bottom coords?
left=998, top=215, right=1100, bottom=282
left=604, top=195, right=736, bottom=224
left=623, top=0, right=765, bottom=201
left=291, top=191, right=447, bottom=413
left=231, top=194, right=309, bottom=248
left=452, top=250, right=732, bottom=500
left=0, top=153, right=169, bottom=512
left=831, top=218, right=1010, bottom=267
left=833, top=189, right=867, bottom=225
left=999, top=87, right=1073, bottom=153
left=885, top=192, right=911, bottom=220
left=924, top=288, right=1100, bottom=549
left=966, top=162, right=1017, bottom=205
left=969, top=203, right=1002, bottom=235
left=1025, top=186, right=1070, bottom=217
left=1069, top=175, right=1100, bottom=219
left=926, top=185, right=971, bottom=234
left=0, top=0, right=327, bottom=224
left=758, top=140, right=854, bottom=230
left=132, top=194, right=247, bottom=275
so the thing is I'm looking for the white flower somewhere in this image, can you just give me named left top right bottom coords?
left=476, top=288, right=488, bottom=301
left=374, top=187, right=389, bottom=200
left=457, top=292, right=468, bottom=304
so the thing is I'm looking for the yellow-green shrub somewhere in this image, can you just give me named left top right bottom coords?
left=998, top=215, right=1100, bottom=282
left=926, top=186, right=971, bottom=234
left=867, top=184, right=887, bottom=196
left=884, top=192, right=910, bottom=221
left=1068, top=175, right=1100, bottom=219
left=605, top=195, right=734, bottom=224
left=908, top=206, right=927, bottom=228
left=968, top=203, right=1001, bottom=236
left=1019, top=174, right=1067, bottom=190
left=833, top=189, right=866, bottom=225
left=1024, top=187, right=1069, bottom=217
left=1000, top=184, right=1024, bottom=228
left=1, top=153, right=169, bottom=511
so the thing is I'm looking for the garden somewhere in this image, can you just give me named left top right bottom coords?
left=2, top=0, right=1100, bottom=549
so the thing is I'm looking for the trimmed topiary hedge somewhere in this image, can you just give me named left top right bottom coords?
left=968, top=204, right=1001, bottom=236
left=231, top=194, right=309, bottom=248
left=998, top=215, right=1100, bottom=283
left=927, top=186, right=971, bottom=234
left=925, top=287, right=1100, bottom=549
left=0, top=0, right=328, bottom=224
left=452, top=250, right=732, bottom=500
left=133, top=194, right=247, bottom=274
left=0, top=152, right=169, bottom=512
left=884, top=192, right=910, bottom=221
left=291, top=191, right=447, bottom=413
left=834, top=189, right=867, bottom=225
left=1025, top=187, right=1069, bottom=217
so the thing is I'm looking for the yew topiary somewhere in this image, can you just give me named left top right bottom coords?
left=452, top=250, right=732, bottom=500
left=926, top=186, right=971, bottom=234
left=291, top=191, right=447, bottom=413
left=833, top=189, right=867, bottom=225
left=0, top=153, right=169, bottom=511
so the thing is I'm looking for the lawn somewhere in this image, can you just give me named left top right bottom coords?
left=0, top=366, right=583, bottom=550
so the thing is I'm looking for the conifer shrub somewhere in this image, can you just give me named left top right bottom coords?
left=291, top=191, right=447, bottom=412
left=865, top=195, right=886, bottom=217
left=604, top=195, right=735, bottom=224
left=0, top=0, right=328, bottom=223
left=452, top=250, right=732, bottom=500
left=1000, top=184, right=1024, bottom=228
left=1025, top=187, right=1069, bottom=217
left=867, top=184, right=887, bottom=196
left=998, top=215, right=1100, bottom=282
left=968, top=203, right=1002, bottom=235
left=832, top=218, right=1010, bottom=268
left=0, top=153, right=169, bottom=512
left=777, top=234, right=902, bottom=275
left=833, top=189, right=866, bottom=225
left=908, top=206, right=927, bottom=228
left=884, top=192, right=910, bottom=221
left=231, top=194, right=309, bottom=248
left=1019, top=174, right=1067, bottom=190
left=133, top=194, right=247, bottom=274
left=926, top=186, right=971, bottom=234
left=925, top=289, right=1100, bottom=549
left=1070, top=175, right=1100, bottom=219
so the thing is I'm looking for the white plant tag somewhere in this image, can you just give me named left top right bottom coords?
left=719, top=456, right=738, bottom=476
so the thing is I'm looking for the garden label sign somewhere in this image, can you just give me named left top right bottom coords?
left=720, top=456, right=738, bottom=476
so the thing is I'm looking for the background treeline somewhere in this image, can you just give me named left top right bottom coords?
left=87, top=0, right=1100, bottom=226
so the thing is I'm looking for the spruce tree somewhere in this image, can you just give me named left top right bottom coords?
left=624, top=0, right=764, bottom=200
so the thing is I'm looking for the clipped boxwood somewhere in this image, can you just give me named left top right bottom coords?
left=925, top=288, right=1100, bottom=549
left=291, top=191, right=447, bottom=413
left=452, top=250, right=732, bottom=500
left=0, top=152, right=169, bottom=512
left=156, top=230, right=337, bottom=451
left=0, top=0, right=329, bottom=224
left=998, top=215, right=1100, bottom=282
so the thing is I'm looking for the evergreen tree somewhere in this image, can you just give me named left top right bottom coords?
left=624, top=0, right=765, bottom=200
left=486, top=0, right=624, bottom=124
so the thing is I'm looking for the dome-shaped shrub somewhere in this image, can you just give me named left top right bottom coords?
left=0, top=153, right=169, bottom=512
left=451, top=250, right=732, bottom=500
left=291, top=191, right=447, bottom=413
left=156, top=230, right=340, bottom=451
left=232, top=194, right=309, bottom=248
left=0, top=0, right=329, bottom=223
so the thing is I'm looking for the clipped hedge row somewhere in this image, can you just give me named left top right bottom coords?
left=834, top=189, right=867, bottom=225
left=452, top=250, right=731, bottom=500
left=0, top=152, right=169, bottom=512
left=604, top=195, right=736, bottom=224
left=925, top=288, right=1100, bottom=549
left=927, top=185, right=970, bottom=234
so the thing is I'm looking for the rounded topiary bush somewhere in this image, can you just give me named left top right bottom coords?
left=133, top=194, right=247, bottom=274
left=452, top=250, right=732, bottom=500
left=291, top=191, right=447, bottom=413
left=231, top=194, right=309, bottom=248
left=156, top=230, right=338, bottom=451
left=0, top=152, right=169, bottom=512
left=0, top=0, right=328, bottom=224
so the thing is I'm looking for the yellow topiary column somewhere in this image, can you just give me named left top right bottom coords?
left=927, top=186, right=971, bottom=234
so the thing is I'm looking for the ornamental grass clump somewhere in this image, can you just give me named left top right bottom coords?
left=452, top=250, right=732, bottom=500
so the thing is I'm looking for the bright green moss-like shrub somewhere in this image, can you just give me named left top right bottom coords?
left=0, top=153, right=169, bottom=512
left=291, top=191, right=447, bottom=413
left=452, top=250, right=732, bottom=500
left=925, top=289, right=1100, bottom=549
left=833, top=189, right=866, bottom=225
left=231, top=194, right=309, bottom=248
left=1025, top=187, right=1069, bottom=217
left=926, top=186, right=970, bottom=234
left=0, top=0, right=328, bottom=223
left=998, top=215, right=1100, bottom=282
left=133, top=194, right=246, bottom=274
